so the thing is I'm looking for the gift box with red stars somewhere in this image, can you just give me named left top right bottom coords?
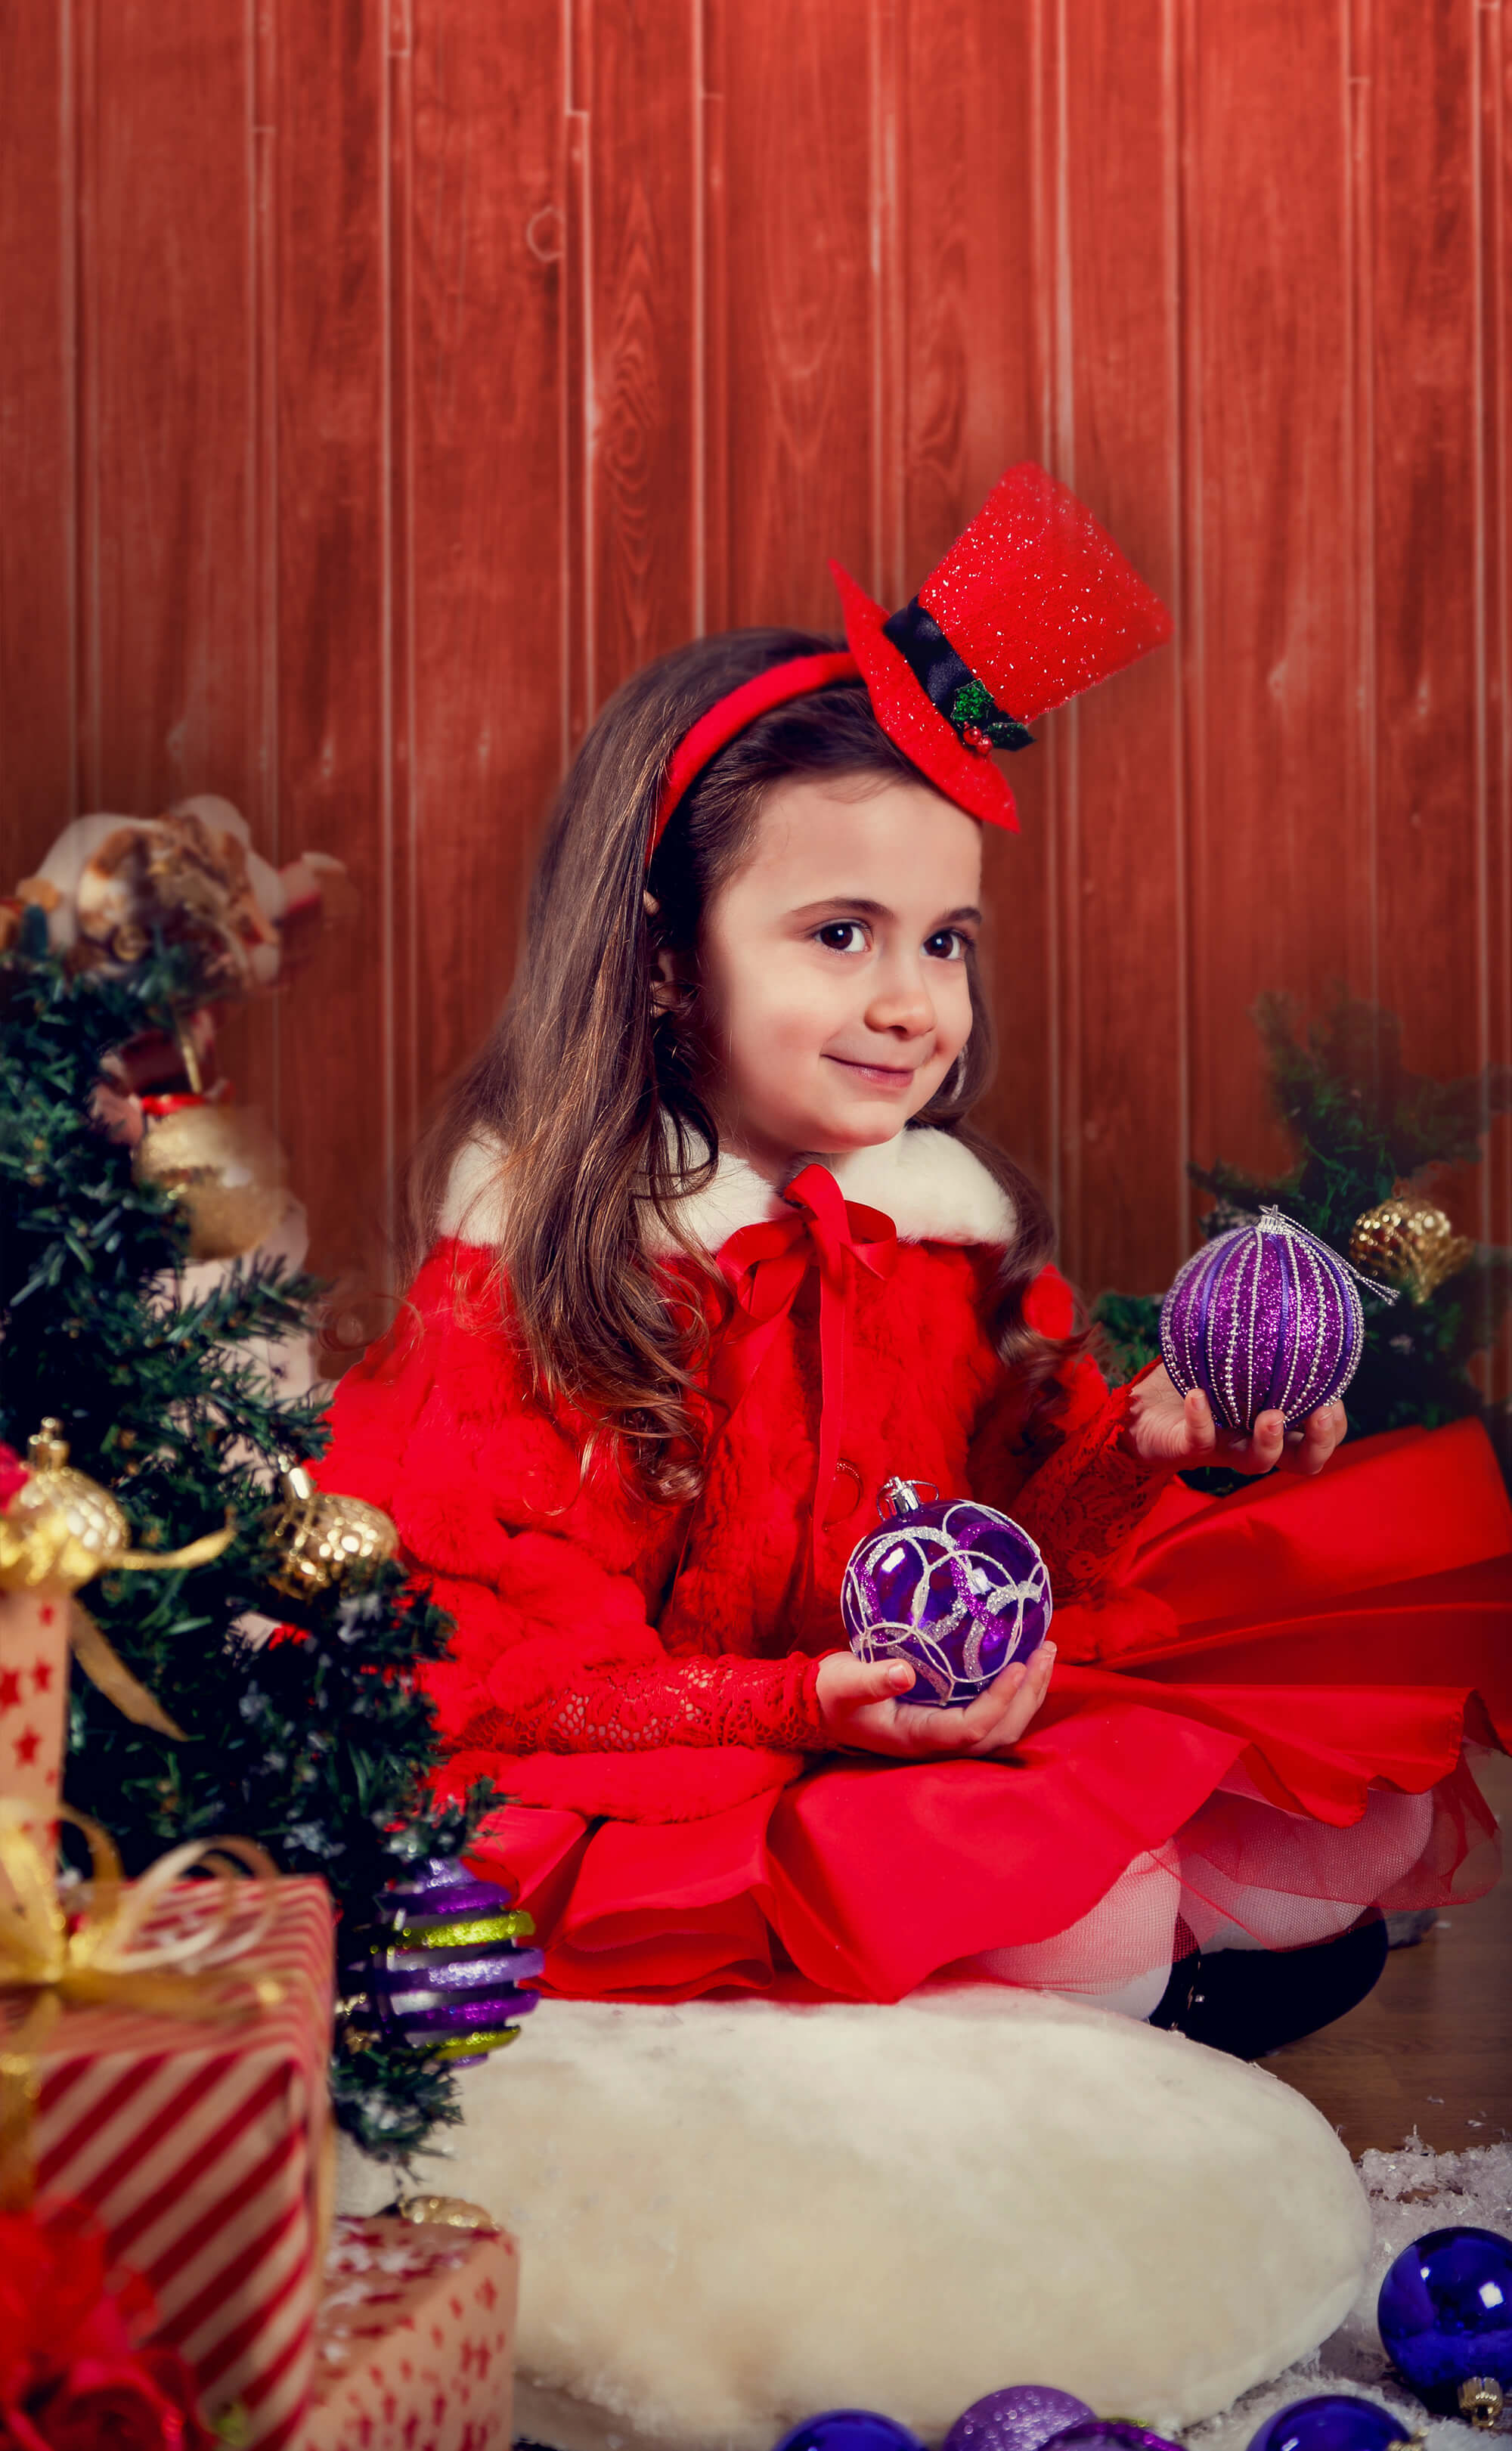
left=296, top=2213, right=518, bottom=2450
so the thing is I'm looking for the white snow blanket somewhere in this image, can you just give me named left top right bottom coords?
left=396, top=1985, right=1374, bottom=2451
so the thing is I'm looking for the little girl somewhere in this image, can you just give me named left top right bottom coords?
left=322, top=464, right=1510, bottom=2052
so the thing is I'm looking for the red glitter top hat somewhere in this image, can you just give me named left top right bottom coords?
left=649, top=460, right=1171, bottom=852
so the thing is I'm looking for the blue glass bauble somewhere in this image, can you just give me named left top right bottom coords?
left=1377, top=2225, right=1512, bottom=2405
left=943, top=2387, right=1094, bottom=2451
left=345, top=1855, right=544, bottom=2068
left=771, top=2414, right=923, bottom=2451
left=841, top=1477, right=1052, bottom=1709
left=1048, top=2425, right=1182, bottom=2451
left=1244, top=2394, right=1407, bottom=2451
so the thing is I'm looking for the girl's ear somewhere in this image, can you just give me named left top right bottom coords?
left=649, top=944, right=682, bottom=1015
left=644, top=892, right=695, bottom=1015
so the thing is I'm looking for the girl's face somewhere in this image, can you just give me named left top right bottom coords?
left=690, top=773, right=983, bottom=1177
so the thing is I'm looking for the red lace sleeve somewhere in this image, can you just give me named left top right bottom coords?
left=454, top=1650, right=827, bottom=1758
left=969, top=1267, right=1175, bottom=1602
left=1005, top=1373, right=1176, bottom=1600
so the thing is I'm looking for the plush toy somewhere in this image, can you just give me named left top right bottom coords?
left=2, top=792, right=349, bottom=990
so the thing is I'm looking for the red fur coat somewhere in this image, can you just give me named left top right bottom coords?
left=320, top=1126, right=1173, bottom=1826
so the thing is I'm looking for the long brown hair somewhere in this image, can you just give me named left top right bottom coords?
left=407, top=627, right=1083, bottom=1498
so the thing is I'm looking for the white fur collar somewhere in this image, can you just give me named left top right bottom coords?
left=439, top=1126, right=1015, bottom=1253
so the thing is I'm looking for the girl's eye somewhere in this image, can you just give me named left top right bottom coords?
left=924, top=929, right=968, bottom=961
left=816, top=922, right=868, bottom=953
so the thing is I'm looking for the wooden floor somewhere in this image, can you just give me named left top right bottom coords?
left=1261, top=1751, right=1512, bottom=2155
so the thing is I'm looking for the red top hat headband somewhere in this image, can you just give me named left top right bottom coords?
left=647, top=461, right=1172, bottom=860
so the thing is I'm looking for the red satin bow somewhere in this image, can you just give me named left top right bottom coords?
left=712, top=1164, right=899, bottom=1573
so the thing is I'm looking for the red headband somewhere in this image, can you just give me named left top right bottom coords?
left=646, top=649, right=859, bottom=863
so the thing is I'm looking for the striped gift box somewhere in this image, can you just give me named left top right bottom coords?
left=27, top=1874, right=334, bottom=2451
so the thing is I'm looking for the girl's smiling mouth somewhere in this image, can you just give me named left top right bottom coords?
left=824, top=1055, right=920, bottom=1089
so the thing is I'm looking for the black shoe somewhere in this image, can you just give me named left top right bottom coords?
left=1148, top=1913, right=1389, bottom=2060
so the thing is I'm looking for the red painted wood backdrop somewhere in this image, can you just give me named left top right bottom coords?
left=2, top=1, right=1508, bottom=1369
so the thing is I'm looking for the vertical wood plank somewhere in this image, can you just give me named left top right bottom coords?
left=256, top=0, right=389, bottom=1291
left=1371, top=0, right=1492, bottom=1362
left=1371, top=2, right=1481, bottom=1091
left=81, top=0, right=256, bottom=815
left=1475, top=0, right=1509, bottom=1394
left=582, top=0, right=699, bottom=699
left=563, top=26, right=592, bottom=761
left=699, top=0, right=730, bottom=636
left=1183, top=0, right=1363, bottom=1202
left=1058, top=0, right=1185, bottom=1297
left=407, top=0, right=563, bottom=1109
left=0, top=4, right=74, bottom=875
left=723, top=1, right=877, bottom=634
left=386, top=1, right=416, bottom=1216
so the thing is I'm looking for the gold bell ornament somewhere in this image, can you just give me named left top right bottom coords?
left=1349, top=1188, right=1476, bottom=1306
left=262, top=1461, right=398, bottom=1601
left=395, top=2194, right=500, bottom=2233
left=132, top=1100, right=289, bottom=1261
left=0, top=1421, right=231, bottom=1891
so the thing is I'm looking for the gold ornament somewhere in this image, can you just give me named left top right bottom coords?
left=1349, top=1188, right=1476, bottom=1306
left=5, top=1418, right=129, bottom=1572
left=262, top=1462, right=398, bottom=1600
left=394, top=2193, right=500, bottom=2232
left=132, top=1103, right=288, bottom=1260
left=0, top=1421, right=233, bottom=1734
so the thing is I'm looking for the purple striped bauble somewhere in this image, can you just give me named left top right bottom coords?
left=347, top=1856, right=544, bottom=2067
left=1159, top=1207, right=1374, bottom=1430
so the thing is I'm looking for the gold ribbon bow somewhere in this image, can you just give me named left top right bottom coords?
left=0, top=1803, right=284, bottom=2210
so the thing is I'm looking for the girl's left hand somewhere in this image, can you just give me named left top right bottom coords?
left=1124, top=1364, right=1346, bottom=1477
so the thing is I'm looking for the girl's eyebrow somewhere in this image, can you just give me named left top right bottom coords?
left=787, top=895, right=984, bottom=927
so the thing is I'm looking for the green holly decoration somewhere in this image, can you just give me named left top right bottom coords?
left=948, top=677, right=1034, bottom=751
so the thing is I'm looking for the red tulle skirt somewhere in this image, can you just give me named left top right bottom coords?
left=469, top=1421, right=1512, bottom=2008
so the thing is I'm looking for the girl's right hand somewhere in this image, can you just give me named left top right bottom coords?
left=814, top=1642, right=1057, bottom=1760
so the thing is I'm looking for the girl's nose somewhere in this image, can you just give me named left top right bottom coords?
left=865, top=963, right=935, bottom=1037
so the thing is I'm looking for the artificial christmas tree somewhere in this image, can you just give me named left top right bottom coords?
left=0, top=811, right=515, bottom=2166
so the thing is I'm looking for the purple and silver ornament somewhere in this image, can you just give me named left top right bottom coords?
left=345, top=1855, right=544, bottom=2066
left=841, top=1477, right=1052, bottom=1709
left=1160, top=1207, right=1393, bottom=1432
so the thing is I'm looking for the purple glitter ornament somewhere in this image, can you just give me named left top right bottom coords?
left=841, top=1477, right=1052, bottom=1709
left=347, top=1856, right=544, bottom=2068
left=1046, top=2427, right=1182, bottom=2451
left=943, top=2384, right=1095, bottom=2451
left=1244, top=2395, right=1412, bottom=2451
left=1160, top=1207, right=1390, bottom=1431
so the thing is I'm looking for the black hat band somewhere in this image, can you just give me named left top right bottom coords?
left=880, top=600, right=1035, bottom=753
